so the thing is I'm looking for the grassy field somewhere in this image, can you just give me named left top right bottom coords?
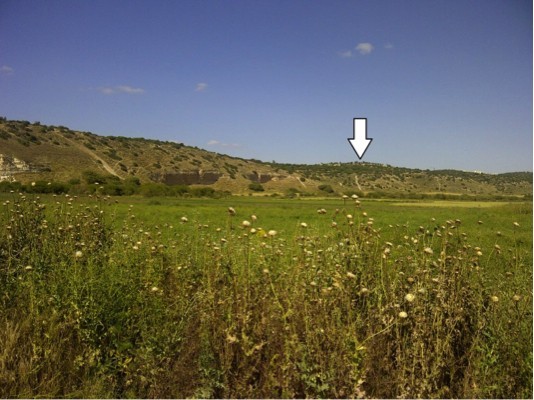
left=0, top=193, right=532, bottom=398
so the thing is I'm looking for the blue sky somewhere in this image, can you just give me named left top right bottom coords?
left=0, top=0, right=532, bottom=173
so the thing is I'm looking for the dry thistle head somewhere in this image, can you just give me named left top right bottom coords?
left=404, top=293, right=415, bottom=303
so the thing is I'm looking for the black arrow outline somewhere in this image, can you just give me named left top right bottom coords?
left=347, top=117, right=373, bottom=160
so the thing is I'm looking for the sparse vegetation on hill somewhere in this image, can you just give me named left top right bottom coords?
left=0, top=118, right=531, bottom=199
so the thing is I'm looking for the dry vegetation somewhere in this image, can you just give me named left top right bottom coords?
left=0, top=193, right=531, bottom=398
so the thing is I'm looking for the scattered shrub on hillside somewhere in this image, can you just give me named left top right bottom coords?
left=248, top=182, right=265, bottom=192
left=318, top=184, right=334, bottom=193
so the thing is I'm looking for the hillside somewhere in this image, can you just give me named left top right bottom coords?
left=0, top=118, right=532, bottom=198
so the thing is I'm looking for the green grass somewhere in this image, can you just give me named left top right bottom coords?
left=0, top=193, right=532, bottom=398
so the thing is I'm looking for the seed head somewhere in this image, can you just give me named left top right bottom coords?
left=512, top=294, right=521, bottom=302
left=424, top=247, right=433, bottom=255
left=242, top=220, right=251, bottom=227
left=490, top=295, right=499, bottom=303
left=346, top=272, right=356, bottom=279
left=268, top=230, right=277, bottom=237
left=398, top=311, right=408, bottom=319
left=228, top=207, right=236, bottom=216
left=75, top=250, right=83, bottom=258
left=404, top=293, right=415, bottom=302
left=181, top=216, right=188, bottom=223
left=300, top=222, right=308, bottom=228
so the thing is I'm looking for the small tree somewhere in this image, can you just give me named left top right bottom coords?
left=248, top=182, right=265, bottom=192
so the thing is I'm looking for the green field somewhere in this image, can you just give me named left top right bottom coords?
left=0, top=193, right=532, bottom=398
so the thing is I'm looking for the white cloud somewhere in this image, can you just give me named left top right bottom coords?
left=116, top=85, right=144, bottom=94
left=207, top=139, right=240, bottom=148
left=98, top=85, right=145, bottom=95
left=355, top=42, right=374, bottom=55
left=0, top=65, right=14, bottom=75
left=195, top=82, right=208, bottom=92
left=339, top=50, right=353, bottom=58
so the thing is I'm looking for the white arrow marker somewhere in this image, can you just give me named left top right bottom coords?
left=347, top=118, right=372, bottom=160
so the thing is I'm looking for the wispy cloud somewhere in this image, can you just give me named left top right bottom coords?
left=338, top=50, right=353, bottom=58
left=384, top=43, right=394, bottom=49
left=355, top=42, right=374, bottom=55
left=98, top=85, right=145, bottom=95
left=207, top=139, right=240, bottom=148
left=195, top=82, right=208, bottom=92
left=0, top=65, right=14, bottom=75
left=116, top=85, right=144, bottom=94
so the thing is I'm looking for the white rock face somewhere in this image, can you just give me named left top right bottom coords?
left=0, top=154, right=32, bottom=181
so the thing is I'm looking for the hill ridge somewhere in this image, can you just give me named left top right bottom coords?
left=0, top=118, right=531, bottom=198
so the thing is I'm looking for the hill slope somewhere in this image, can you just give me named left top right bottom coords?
left=0, top=118, right=531, bottom=198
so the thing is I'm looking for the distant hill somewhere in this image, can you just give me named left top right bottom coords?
left=0, top=118, right=531, bottom=199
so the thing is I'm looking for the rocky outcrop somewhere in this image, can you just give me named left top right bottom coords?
left=0, top=154, right=33, bottom=181
left=245, top=171, right=275, bottom=183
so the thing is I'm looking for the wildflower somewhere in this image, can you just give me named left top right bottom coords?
left=351, top=194, right=358, bottom=199
left=398, top=311, right=408, bottom=319
left=251, top=215, right=257, bottom=221
left=151, top=286, right=159, bottom=293
left=75, top=250, right=83, bottom=258
left=25, top=265, right=33, bottom=271
left=404, top=293, right=415, bottom=303
left=250, top=228, right=257, bottom=234
left=242, top=220, right=251, bottom=227
left=228, top=207, right=236, bottom=216
left=359, top=288, right=369, bottom=295
left=476, top=250, right=483, bottom=257
left=423, top=247, right=433, bottom=255
left=181, top=216, right=188, bottom=223
left=346, top=272, right=356, bottom=279
left=226, top=334, right=238, bottom=344
left=346, top=214, right=353, bottom=220
left=513, top=222, right=520, bottom=227
left=490, top=295, right=499, bottom=303
left=268, top=230, right=277, bottom=237
left=31, top=182, right=36, bottom=187
left=331, top=222, right=337, bottom=228
left=300, top=222, right=308, bottom=228
left=262, top=268, right=269, bottom=274
left=512, top=295, right=521, bottom=302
